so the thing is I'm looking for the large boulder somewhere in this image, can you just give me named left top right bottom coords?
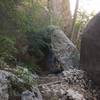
left=47, top=26, right=79, bottom=73
left=80, top=12, right=100, bottom=86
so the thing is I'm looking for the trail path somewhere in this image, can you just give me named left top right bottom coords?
left=37, top=69, right=100, bottom=100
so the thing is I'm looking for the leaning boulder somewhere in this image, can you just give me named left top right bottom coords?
left=47, top=26, right=79, bottom=73
left=80, top=12, right=100, bottom=86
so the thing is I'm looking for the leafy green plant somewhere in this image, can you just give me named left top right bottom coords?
left=0, top=36, right=17, bottom=65
left=26, top=27, right=51, bottom=58
left=17, top=0, right=50, bottom=33
left=24, top=62, right=41, bottom=73
left=73, top=9, right=95, bottom=49
left=14, top=66, right=37, bottom=85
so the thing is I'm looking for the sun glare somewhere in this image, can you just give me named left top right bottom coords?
left=70, top=0, right=100, bottom=15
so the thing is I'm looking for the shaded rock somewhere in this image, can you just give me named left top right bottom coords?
left=47, top=26, right=79, bottom=73
left=21, top=90, right=34, bottom=100
left=0, top=70, right=42, bottom=100
left=0, top=72, right=9, bottom=100
left=21, top=88, right=42, bottom=100
left=66, top=89, right=85, bottom=100
left=80, top=12, right=100, bottom=86
left=61, top=69, right=85, bottom=85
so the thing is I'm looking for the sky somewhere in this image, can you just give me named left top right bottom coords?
left=70, top=0, right=100, bottom=15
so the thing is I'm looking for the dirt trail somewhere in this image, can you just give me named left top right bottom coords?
left=37, top=69, right=100, bottom=100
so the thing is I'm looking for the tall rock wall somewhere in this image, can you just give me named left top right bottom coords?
left=40, top=0, right=72, bottom=36
left=51, top=0, right=72, bottom=35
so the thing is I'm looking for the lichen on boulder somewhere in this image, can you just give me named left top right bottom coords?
left=46, top=26, right=79, bottom=73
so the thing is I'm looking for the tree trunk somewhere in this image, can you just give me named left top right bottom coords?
left=71, top=0, right=79, bottom=42
left=48, top=0, right=53, bottom=25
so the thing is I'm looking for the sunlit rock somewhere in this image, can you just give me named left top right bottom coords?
left=47, top=26, right=79, bottom=73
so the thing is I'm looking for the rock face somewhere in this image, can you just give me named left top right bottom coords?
left=0, top=70, right=42, bottom=100
left=0, top=71, right=9, bottom=100
left=50, top=0, right=72, bottom=35
left=40, top=0, right=72, bottom=35
left=47, top=26, right=79, bottom=73
left=21, top=88, right=42, bottom=100
left=80, top=12, right=100, bottom=86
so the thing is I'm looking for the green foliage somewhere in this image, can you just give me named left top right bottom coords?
left=73, top=9, right=95, bottom=49
left=76, top=9, right=95, bottom=32
left=26, top=26, right=59, bottom=60
left=17, top=0, right=50, bottom=33
left=14, top=66, right=37, bottom=85
left=0, top=0, right=20, bottom=34
left=0, top=0, right=52, bottom=73
left=22, top=28, right=51, bottom=73
left=0, top=36, right=17, bottom=65
left=0, top=0, right=50, bottom=35
left=26, top=28, right=51, bottom=59
left=21, top=60, right=41, bottom=73
left=0, top=58, right=9, bottom=69
left=8, top=67, right=37, bottom=95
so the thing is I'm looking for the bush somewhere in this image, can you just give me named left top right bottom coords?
left=0, top=36, right=17, bottom=66
left=14, top=66, right=37, bottom=85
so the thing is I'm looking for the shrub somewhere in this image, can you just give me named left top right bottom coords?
left=0, top=36, right=17, bottom=66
